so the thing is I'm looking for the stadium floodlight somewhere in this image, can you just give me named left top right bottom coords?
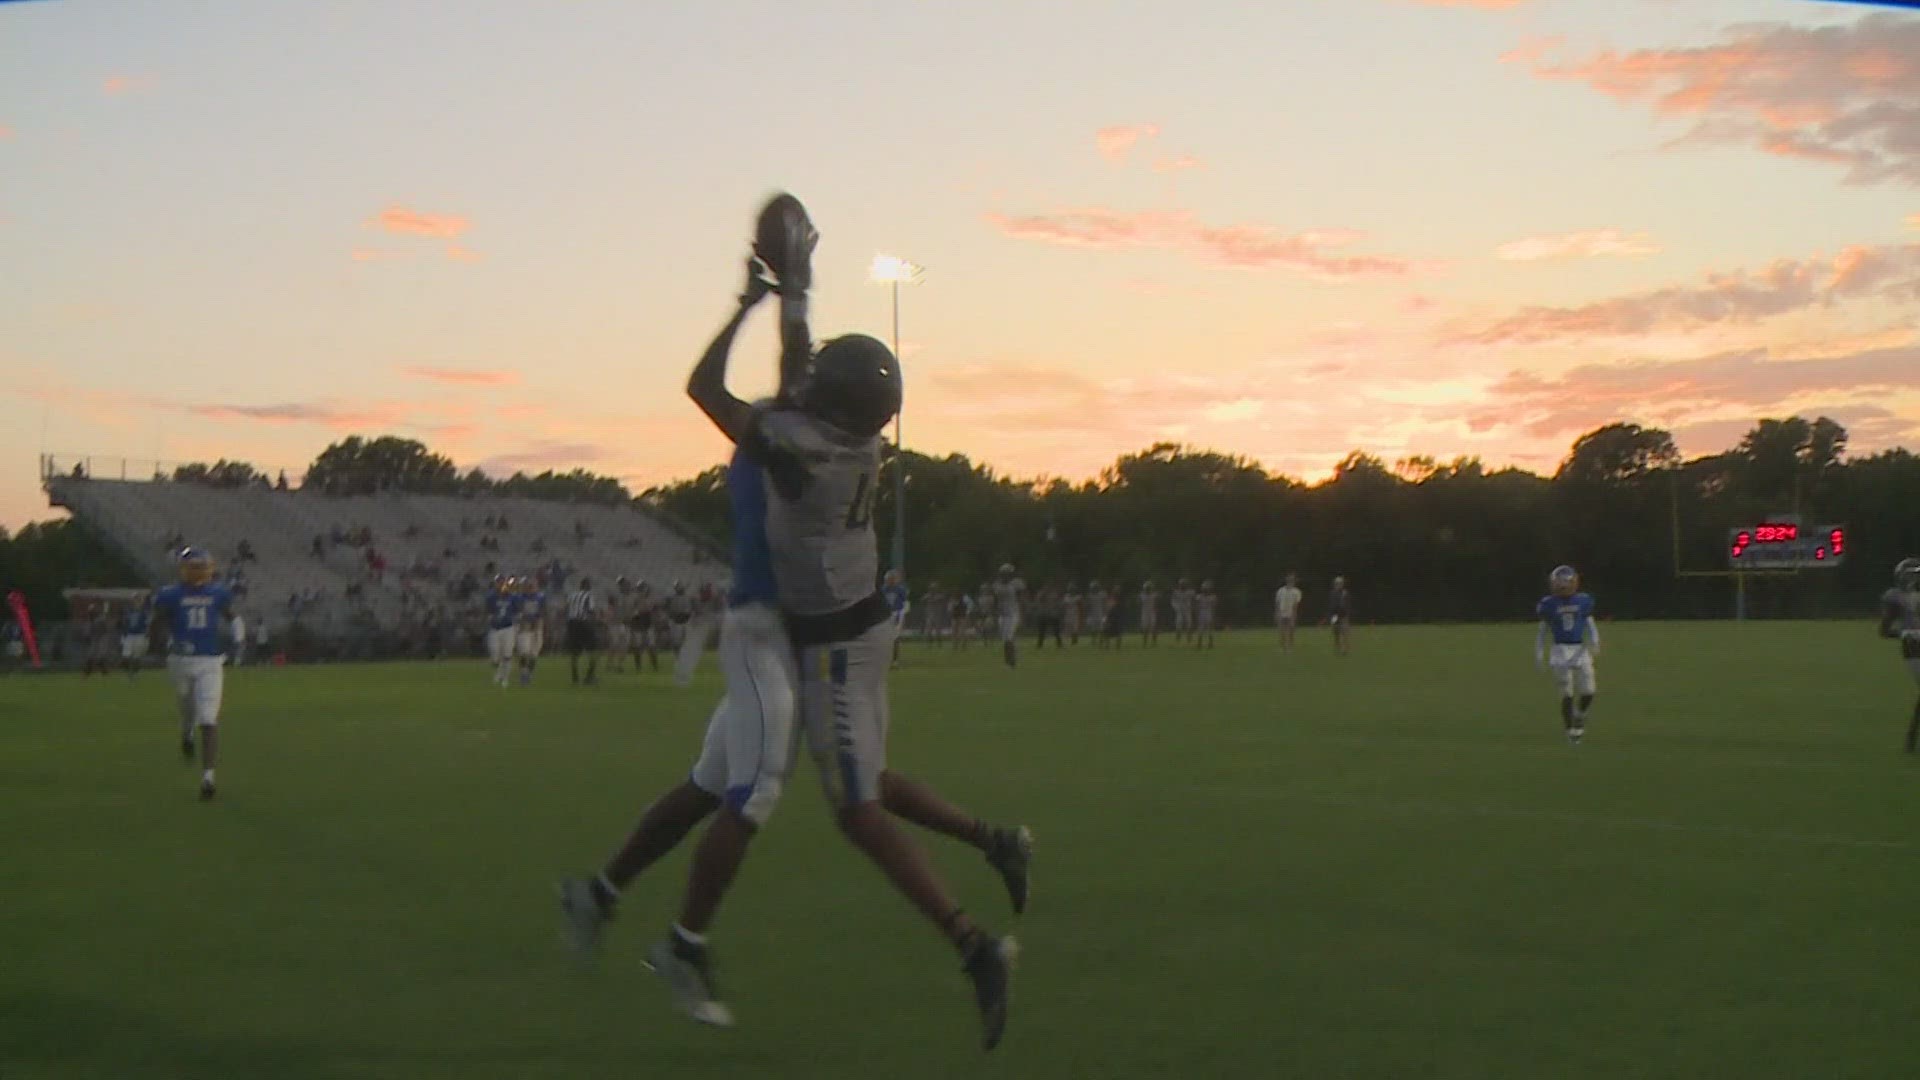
left=869, top=255, right=924, bottom=578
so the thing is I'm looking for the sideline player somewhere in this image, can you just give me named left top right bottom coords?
left=1274, top=573, right=1302, bottom=650
left=1194, top=579, right=1218, bottom=649
left=120, top=598, right=150, bottom=678
left=1138, top=579, right=1160, bottom=647
left=1086, top=580, right=1109, bottom=648
left=1534, top=565, right=1600, bottom=745
left=682, top=233, right=1021, bottom=1044
left=1171, top=578, right=1195, bottom=643
left=1328, top=575, right=1353, bottom=657
left=486, top=576, right=519, bottom=687
left=884, top=569, right=910, bottom=664
left=1878, top=557, right=1920, bottom=752
left=150, top=548, right=235, bottom=800
left=514, top=578, right=546, bottom=686
left=993, top=564, right=1025, bottom=669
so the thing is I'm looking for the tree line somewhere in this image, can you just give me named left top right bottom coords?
left=642, top=415, right=1920, bottom=624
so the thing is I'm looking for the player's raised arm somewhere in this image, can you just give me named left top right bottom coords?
left=686, top=259, right=773, bottom=444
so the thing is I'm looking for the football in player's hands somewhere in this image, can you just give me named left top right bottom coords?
left=753, top=192, right=818, bottom=293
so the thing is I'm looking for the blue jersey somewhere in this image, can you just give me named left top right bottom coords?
left=517, top=591, right=546, bottom=626
left=884, top=583, right=908, bottom=616
left=727, top=443, right=778, bottom=607
left=152, top=582, right=234, bottom=657
left=121, top=608, right=149, bottom=636
left=487, top=591, right=519, bottom=630
left=1537, top=592, right=1595, bottom=646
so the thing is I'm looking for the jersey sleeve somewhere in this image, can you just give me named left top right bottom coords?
left=1534, top=596, right=1552, bottom=621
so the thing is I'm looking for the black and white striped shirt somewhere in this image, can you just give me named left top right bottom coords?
left=566, top=588, right=596, bottom=620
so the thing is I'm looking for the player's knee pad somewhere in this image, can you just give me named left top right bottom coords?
left=723, top=777, right=782, bottom=827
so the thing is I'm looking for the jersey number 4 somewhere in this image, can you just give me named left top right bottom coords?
left=845, top=472, right=876, bottom=529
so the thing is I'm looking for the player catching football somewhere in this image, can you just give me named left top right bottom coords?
left=1535, top=565, right=1600, bottom=745
left=565, top=194, right=1026, bottom=1050
left=1878, top=557, right=1920, bottom=752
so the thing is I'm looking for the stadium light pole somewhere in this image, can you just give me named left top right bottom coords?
left=869, top=254, right=923, bottom=578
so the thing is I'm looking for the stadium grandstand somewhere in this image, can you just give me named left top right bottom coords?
left=40, top=454, right=725, bottom=661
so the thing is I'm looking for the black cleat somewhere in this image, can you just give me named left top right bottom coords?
left=198, top=777, right=216, bottom=801
left=180, top=737, right=195, bottom=759
left=962, top=933, right=1018, bottom=1051
left=985, top=826, right=1034, bottom=915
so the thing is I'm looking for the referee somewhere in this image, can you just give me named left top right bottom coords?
left=566, top=578, right=599, bottom=686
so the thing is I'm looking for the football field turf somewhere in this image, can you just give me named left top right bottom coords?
left=4, top=622, right=1918, bottom=1079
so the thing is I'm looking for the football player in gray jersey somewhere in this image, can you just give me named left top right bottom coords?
left=1878, top=557, right=1920, bottom=752
left=676, top=217, right=1026, bottom=1050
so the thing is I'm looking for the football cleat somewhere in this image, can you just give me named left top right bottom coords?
left=558, top=878, right=612, bottom=955
left=645, top=937, right=734, bottom=1028
left=198, top=776, right=216, bottom=801
left=985, top=826, right=1034, bottom=915
left=180, top=736, right=195, bottom=759
left=962, top=933, right=1018, bottom=1051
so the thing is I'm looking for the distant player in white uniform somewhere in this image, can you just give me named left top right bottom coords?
left=1062, top=583, right=1084, bottom=645
left=119, top=600, right=150, bottom=678
left=1086, top=580, right=1109, bottom=648
left=1878, top=557, right=1920, bottom=752
left=1171, top=578, right=1195, bottom=643
left=568, top=215, right=1023, bottom=1048
left=1194, top=579, right=1218, bottom=649
left=1138, top=580, right=1160, bottom=647
left=484, top=576, right=519, bottom=687
left=992, top=564, right=1025, bottom=669
left=1534, top=565, right=1600, bottom=745
left=1274, top=573, right=1303, bottom=651
left=150, top=547, right=236, bottom=800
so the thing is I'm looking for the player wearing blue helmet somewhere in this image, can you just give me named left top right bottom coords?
left=1877, top=557, right=1920, bottom=752
left=149, top=547, right=237, bottom=799
left=1535, top=565, right=1600, bottom=745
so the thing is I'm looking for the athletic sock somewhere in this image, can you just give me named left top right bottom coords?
left=1559, top=697, right=1575, bottom=729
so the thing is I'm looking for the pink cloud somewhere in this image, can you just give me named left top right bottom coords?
left=1495, top=228, right=1661, bottom=262
left=1462, top=345, right=1920, bottom=438
left=985, top=207, right=1436, bottom=282
left=369, top=205, right=470, bottom=240
left=1095, top=123, right=1160, bottom=163
left=101, top=76, right=151, bottom=96
left=184, top=402, right=408, bottom=430
left=400, top=366, right=520, bottom=388
left=1152, top=155, right=1205, bottom=173
left=1460, top=243, right=1920, bottom=344
left=1516, top=15, right=1920, bottom=187
left=477, top=440, right=610, bottom=476
left=1907, top=212, right=1920, bottom=231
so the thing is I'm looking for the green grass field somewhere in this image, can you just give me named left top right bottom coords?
left=4, top=623, right=1919, bottom=1079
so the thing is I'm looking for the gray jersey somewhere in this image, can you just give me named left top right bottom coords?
left=751, top=407, right=882, bottom=617
left=1885, top=588, right=1920, bottom=634
left=992, top=577, right=1025, bottom=619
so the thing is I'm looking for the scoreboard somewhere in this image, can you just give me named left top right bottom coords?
left=1726, top=520, right=1847, bottom=569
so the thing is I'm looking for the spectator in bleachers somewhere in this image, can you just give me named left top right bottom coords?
left=311, top=534, right=326, bottom=561
left=236, top=538, right=256, bottom=564
left=330, top=524, right=347, bottom=545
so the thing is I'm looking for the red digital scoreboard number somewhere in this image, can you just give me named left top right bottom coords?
left=1727, top=522, right=1846, bottom=567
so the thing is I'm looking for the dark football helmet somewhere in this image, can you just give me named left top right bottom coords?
left=1895, top=557, right=1920, bottom=591
left=802, top=334, right=901, bottom=439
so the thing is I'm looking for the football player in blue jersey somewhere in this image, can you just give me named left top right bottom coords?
left=514, top=577, right=547, bottom=687
left=1877, top=557, right=1920, bottom=752
left=1535, top=564, right=1601, bottom=745
left=149, top=548, right=237, bottom=800
left=485, top=576, right=519, bottom=687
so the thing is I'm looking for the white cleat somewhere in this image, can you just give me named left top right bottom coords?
left=644, top=940, right=735, bottom=1028
left=557, top=879, right=610, bottom=955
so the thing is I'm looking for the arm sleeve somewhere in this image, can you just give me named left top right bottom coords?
left=1584, top=617, right=1601, bottom=653
left=1534, top=621, right=1547, bottom=663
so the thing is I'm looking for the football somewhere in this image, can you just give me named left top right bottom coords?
left=753, top=191, right=816, bottom=287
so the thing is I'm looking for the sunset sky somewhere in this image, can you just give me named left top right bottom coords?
left=4, top=0, right=1920, bottom=528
